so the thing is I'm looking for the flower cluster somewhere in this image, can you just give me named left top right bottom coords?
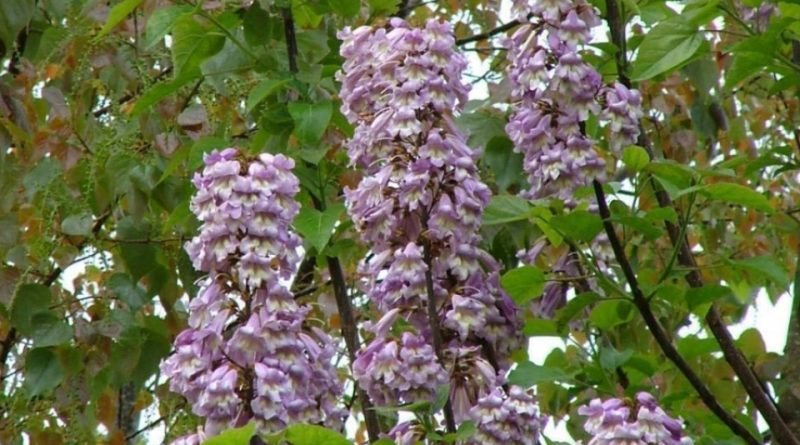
left=161, top=149, right=345, bottom=440
left=505, top=0, right=642, bottom=201
left=338, top=17, right=531, bottom=430
left=464, top=387, right=547, bottom=445
left=578, top=392, right=694, bottom=445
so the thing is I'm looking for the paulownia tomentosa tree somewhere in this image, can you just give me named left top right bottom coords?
left=1, top=0, right=800, bottom=444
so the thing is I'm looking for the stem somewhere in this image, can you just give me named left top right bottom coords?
left=0, top=206, right=114, bottom=384
left=280, top=8, right=382, bottom=441
left=592, top=180, right=761, bottom=445
left=456, top=20, right=523, bottom=46
left=327, top=256, right=382, bottom=442
left=602, top=3, right=798, bottom=442
left=282, top=8, right=299, bottom=74
left=422, top=241, right=457, bottom=434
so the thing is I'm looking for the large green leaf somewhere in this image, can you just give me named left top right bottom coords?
left=550, top=210, right=603, bottom=243
left=25, top=347, right=64, bottom=397
left=500, top=266, right=546, bottom=305
left=293, top=204, right=344, bottom=253
left=171, top=13, right=225, bottom=77
left=703, top=183, right=774, bottom=214
left=284, top=424, right=352, bottom=445
left=204, top=422, right=255, bottom=445
left=98, top=0, right=144, bottom=37
left=327, top=0, right=360, bottom=17
left=31, top=313, right=72, bottom=347
left=10, top=284, right=52, bottom=336
left=288, top=101, right=333, bottom=146
left=60, top=213, right=93, bottom=236
left=483, top=195, right=531, bottom=225
left=631, top=16, right=705, bottom=81
left=0, top=0, right=35, bottom=50
left=507, top=362, right=573, bottom=387
left=589, top=299, right=635, bottom=330
left=107, top=273, right=149, bottom=310
left=131, top=71, right=197, bottom=116
left=484, top=136, right=524, bottom=191
left=144, top=6, right=192, bottom=48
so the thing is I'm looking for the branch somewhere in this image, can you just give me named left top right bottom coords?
left=92, top=67, right=172, bottom=117
left=421, top=241, right=456, bottom=434
left=592, top=180, right=762, bottom=445
left=456, top=19, right=522, bottom=46
left=0, top=207, right=114, bottom=384
left=281, top=8, right=381, bottom=442
left=603, top=3, right=798, bottom=443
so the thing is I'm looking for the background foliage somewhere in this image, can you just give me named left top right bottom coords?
left=1, top=0, right=800, bottom=444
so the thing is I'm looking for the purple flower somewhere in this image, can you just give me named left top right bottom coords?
left=578, top=393, right=693, bottom=445
left=463, top=386, right=546, bottom=445
left=162, top=149, right=345, bottom=441
left=505, top=0, right=642, bottom=202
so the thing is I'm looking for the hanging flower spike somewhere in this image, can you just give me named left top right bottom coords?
left=577, top=392, right=694, bottom=445
left=338, top=17, right=528, bottom=429
left=161, top=149, right=345, bottom=439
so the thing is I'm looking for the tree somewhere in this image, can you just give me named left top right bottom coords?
left=0, top=0, right=799, bottom=444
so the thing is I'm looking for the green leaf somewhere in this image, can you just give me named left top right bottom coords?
left=621, top=145, right=650, bottom=173
left=246, top=78, right=290, bottom=113
left=702, top=183, right=774, bottom=213
left=131, top=71, right=197, bottom=116
left=500, top=266, right=546, bottom=305
left=523, top=319, right=560, bottom=336
left=645, top=161, right=696, bottom=197
left=116, top=217, right=158, bottom=280
left=725, top=53, right=773, bottom=90
left=144, top=6, right=193, bottom=48
left=631, top=16, right=705, bottom=81
left=368, top=0, right=398, bottom=14
left=11, top=284, right=52, bottom=336
left=171, top=13, right=225, bottom=77
left=98, top=0, right=144, bottom=38
left=0, top=0, right=34, bottom=50
left=507, top=361, right=572, bottom=387
left=60, top=213, right=93, bottom=236
left=600, top=347, right=633, bottom=371
left=614, top=215, right=663, bottom=241
left=25, top=347, right=64, bottom=397
left=327, top=0, right=360, bottom=17
left=484, top=136, right=524, bottom=191
left=550, top=210, right=603, bottom=243
left=555, top=292, right=600, bottom=328
left=294, top=204, right=344, bottom=253
left=483, top=195, right=531, bottom=225
left=432, top=383, right=450, bottom=413
left=589, top=299, right=634, bottom=330
left=204, top=422, right=255, bottom=445
left=684, top=284, right=732, bottom=312
left=284, top=424, right=352, bottom=445
left=107, top=273, right=149, bottom=310
left=288, top=101, right=333, bottom=146
left=677, top=336, right=719, bottom=360
left=731, top=255, right=790, bottom=287
left=31, top=313, right=72, bottom=347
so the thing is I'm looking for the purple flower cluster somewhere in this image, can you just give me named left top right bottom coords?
left=578, top=392, right=694, bottom=445
left=161, top=149, right=345, bottom=440
left=338, top=17, right=528, bottom=427
left=505, top=0, right=642, bottom=201
left=464, top=386, right=547, bottom=445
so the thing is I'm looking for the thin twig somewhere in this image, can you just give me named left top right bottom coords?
left=281, top=8, right=381, bottom=442
left=592, top=180, right=761, bottom=445
left=603, top=2, right=797, bottom=442
left=456, top=19, right=522, bottom=46
left=422, top=241, right=456, bottom=434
